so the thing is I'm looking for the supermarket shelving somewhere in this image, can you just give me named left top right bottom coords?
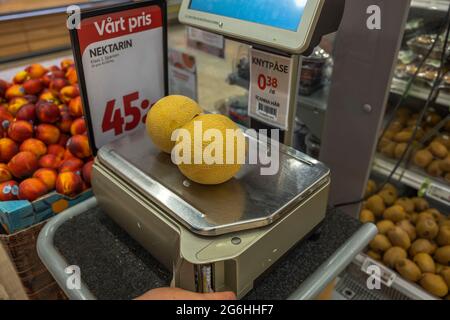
left=372, top=154, right=450, bottom=207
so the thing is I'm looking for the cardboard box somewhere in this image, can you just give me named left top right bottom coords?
left=0, top=189, right=93, bottom=234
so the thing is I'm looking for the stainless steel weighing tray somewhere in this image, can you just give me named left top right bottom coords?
left=37, top=197, right=377, bottom=300
left=96, top=129, right=330, bottom=236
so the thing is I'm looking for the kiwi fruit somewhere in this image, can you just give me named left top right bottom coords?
left=369, top=234, right=392, bottom=252
left=409, top=239, right=437, bottom=256
left=413, top=253, right=436, bottom=273
left=383, top=247, right=407, bottom=268
left=417, top=211, right=435, bottom=223
left=427, top=160, right=444, bottom=177
left=378, top=137, right=391, bottom=152
left=367, top=250, right=382, bottom=261
left=436, top=263, right=445, bottom=274
left=394, top=143, right=408, bottom=159
left=410, top=212, right=419, bottom=225
left=387, top=226, right=411, bottom=250
left=440, top=219, right=450, bottom=228
left=429, top=141, right=448, bottom=159
left=425, top=112, right=442, bottom=127
left=393, top=131, right=413, bottom=143
left=411, top=197, right=429, bottom=212
left=376, top=220, right=395, bottom=235
left=366, top=179, right=377, bottom=195
left=439, top=155, right=450, bottom=172
left=378, top=189, right=398, bottom=206
left=434, top=246, right=450, bottom=265
left=397, top=219, right=417, bottom=241
left=413, top=149, right=433, bottom=168
left=420, top=273, right=449, bottom=297
left=416, top=218, right=439, bottom=240
left=360, top=209, right=375, bottom=224
left=366, top=195, right=385, bottom=217
left=434, top=134, right=450, bottom=149
left=395, top=258, right=422, bottom=282
left=437, top=226, right=450, bottom=246
left=381, top=141, right=397, bottom=158
left=394, top=198, right=414, bottom=213
left=383, top=205, right=406, bottom=223
left=387, top=121, right=403, bottom=133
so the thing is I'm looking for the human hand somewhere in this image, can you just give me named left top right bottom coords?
left=135, top=287, right=236, bottom=300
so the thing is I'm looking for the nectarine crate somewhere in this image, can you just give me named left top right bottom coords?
left=0, top=219, right=66, bottom=300
left=0, top=189, right=93, bottom=235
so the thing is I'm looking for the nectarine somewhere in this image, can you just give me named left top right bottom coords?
left=8, top=151, right=39, bottom=178
left=0, top=79, right=8, bottom=98
left=59, top=157, right=83, bottom=173
left=15, top=103, right=36, bottom=123
left=35, top=124, right=60, bottom=145
left=56, top=171, right=83, bottom=197
left=0, top=180, right=19, bottom=201
left=5, top=84, right=25, bottom=100
left=49, top=78, right=68, bottom=92
left=36, top=101, right=60, bottom=123
left=25, top=64, right=47, bottom=79
left=82, top=160, right=93, bottom=186
left=33, top=168, right=57, bottom=191
left=59, top=85, right=79, bottom=104
left=68, top=96, right=83, bottom=117
left=65, top=66, right=78, bottom=85
left=23, top=79, right=43, bottom=95
left=7, top=97, right=28, bottom=116
left=47, top=144, right=65, bottom=160
left=39, top=154, right=61, bottom=170
left=70, top=118, right=86, bottom=135
left=18, top=178, right=48, bottom=201
left=0, top=138, right=19, bottom=162
left=67, top=134, right=91, bottom=158
left=13, top=70, right=29, bottom=84
left=8, top=120, right=33, bottom=142
left=39, top=89, right=60, bottom=104
left=0, top=163, right=12, bottom=183
left=20, top=138, right=47, bottom=158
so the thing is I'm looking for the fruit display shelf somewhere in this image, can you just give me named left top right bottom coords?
left=391, top=77, right=450, bottom=108
left=372, top=154, right=450, bottom=210
left=352, top=253, right=439, bottom=300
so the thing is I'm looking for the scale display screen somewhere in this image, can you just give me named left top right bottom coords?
left=189, top=0, right=307, bottom=31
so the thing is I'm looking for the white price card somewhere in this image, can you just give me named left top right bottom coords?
left=70, top=1, right=167, bottom=153
left=168, top=48, right=198, bottom=101
left=248, top=48, right=293, bottom=130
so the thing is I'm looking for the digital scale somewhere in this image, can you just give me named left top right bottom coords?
left=92, top=0, right=345, bottom=298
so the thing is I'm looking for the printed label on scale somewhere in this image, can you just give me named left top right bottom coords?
left=248, top=48, right=293, bottom=130
left=74, top=4, right=165, bottom=151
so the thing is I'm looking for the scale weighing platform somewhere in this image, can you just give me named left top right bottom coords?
left=92, top=129, right=330, bottom=297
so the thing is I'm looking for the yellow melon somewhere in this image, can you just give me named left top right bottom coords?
left=145, top=95, right=202, bottom=153
left=174, top=114, right=246, bottom=185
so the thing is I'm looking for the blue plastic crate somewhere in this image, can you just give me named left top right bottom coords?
left=0, top=189, right=93, bottom=234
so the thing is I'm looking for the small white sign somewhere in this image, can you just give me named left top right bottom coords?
left=248, top=48, right=293, bottom=130
left=168, top=48, right=198, bottom=101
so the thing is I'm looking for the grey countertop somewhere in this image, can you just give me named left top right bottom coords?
left=52, top=205, right=362, bottom=300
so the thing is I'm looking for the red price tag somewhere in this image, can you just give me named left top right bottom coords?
left=257, top=74, right=278, bottom=91
left=101, top=91, right=152, bottom=136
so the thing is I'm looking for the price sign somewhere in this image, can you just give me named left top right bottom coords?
left=248, top=48, right=293, bottom=130
left=70, top=0, right=167, bottom=154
